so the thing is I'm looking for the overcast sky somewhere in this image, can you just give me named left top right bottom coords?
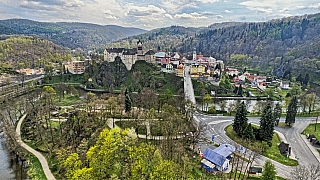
left=1, top=0, right=320, bottom=30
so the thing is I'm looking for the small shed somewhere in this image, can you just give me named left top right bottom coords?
left=278, top=141, right=291, bottom=156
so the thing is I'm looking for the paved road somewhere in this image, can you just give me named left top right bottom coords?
left=194, top=113, right=294, bottom=177
left=195, top=114, right=320, bottom=177
left=16, top=114, right=56, bottom=180
left=184, top=65, right=196, bottom=105
left=247, top=117, right=319, bottom=166
left=183, top=65, right=320, bottom=177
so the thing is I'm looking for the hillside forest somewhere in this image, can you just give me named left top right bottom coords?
left=113, top=13, right=320, bottom=83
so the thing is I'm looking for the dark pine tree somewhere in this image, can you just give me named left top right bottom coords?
left=259, top=102, right=274, bottom=141
left=296, top=73, right=302, bottom=84
left=273, top=103, right=282, bottom=126
left=233, top=102, right=248, bottom=137
left=238, top=84, right=243, bottom=96
left=285, top=96, right=298, bottom=126
left=125, top=89, right=132, bottom=113
left=243, top=123, right=254, bottom=141
left=304, top=73, right=310, bottom=85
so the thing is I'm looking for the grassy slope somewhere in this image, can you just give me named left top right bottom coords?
left=225, top=125, right=298, bottom=166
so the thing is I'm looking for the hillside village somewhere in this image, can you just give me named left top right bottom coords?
left=7, top=39, right=297, bottom=99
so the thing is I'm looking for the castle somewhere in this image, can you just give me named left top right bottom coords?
left=104, top=40, right=156, bottom=70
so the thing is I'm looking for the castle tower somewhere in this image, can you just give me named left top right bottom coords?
left=137, top=39, right=143, bottom=55
left=193, top=48, right=196, bottom=62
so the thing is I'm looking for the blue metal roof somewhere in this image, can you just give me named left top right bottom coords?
left=204, top=148, right=226, bottom=167
left=214, top=144, right=236, bottom=157
left=203, top=144, right=235, bottom=167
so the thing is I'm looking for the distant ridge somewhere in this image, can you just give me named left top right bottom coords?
left=0, top=19, right=147, bottom=50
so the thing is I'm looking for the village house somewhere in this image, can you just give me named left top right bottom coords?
left=225, top=67, right=238, bottom=76
left=201, top=144, right=235, bottom=172
left=280, top=81, right=290, bottom=89
left=16, top=68, right=44, bottom=75
left=176, top=64, right=184, bottom=77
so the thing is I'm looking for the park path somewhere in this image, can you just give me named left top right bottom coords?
left=16, top=113, right=56, bottom=180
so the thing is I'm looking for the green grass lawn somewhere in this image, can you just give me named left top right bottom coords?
left=55, top=95, right=83, bottom=106
left=302, top=123, right=320, bottom=140
left=225, top=125, right=298, bottom=166
left=26, top=152, right=47, bottom=180
left=277, top=122, right=292, bottom=128
left=115, top=120, right=147, bottom=135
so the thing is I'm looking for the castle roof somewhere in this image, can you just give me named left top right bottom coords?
left=106, top=48, right=125, bottom=53
left=145, top=49, right=156, bottom=55
left=123, top=48, right=137, bottom=55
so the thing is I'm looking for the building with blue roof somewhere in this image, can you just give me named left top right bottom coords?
left=201, top=144, right=235, bottom=172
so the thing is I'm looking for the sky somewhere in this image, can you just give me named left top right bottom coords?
left=0, top=0, right=320, bottom=30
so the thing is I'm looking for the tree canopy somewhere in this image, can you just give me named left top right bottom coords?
left=63, top=127, right=182, bottom=180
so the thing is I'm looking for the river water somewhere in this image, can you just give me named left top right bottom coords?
left=0, top=132, right=28, bottom=179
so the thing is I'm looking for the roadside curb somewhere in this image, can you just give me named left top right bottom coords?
left=300, top=134, right=320, bottom=163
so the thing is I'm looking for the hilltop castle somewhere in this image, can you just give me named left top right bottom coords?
left=104, top=40, right=156, bottom=70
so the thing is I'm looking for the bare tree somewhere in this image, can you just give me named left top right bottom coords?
left=290, top=164, right=320, bottom=180
left=190, top=121, right=206, bottom=152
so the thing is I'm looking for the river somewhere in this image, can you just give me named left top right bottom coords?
left=0, top=132, right=28, bottom=179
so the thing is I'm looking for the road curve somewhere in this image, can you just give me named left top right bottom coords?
left=16, top=114, right=56, bottom=180
left=195, top=114, right=294, bottom=178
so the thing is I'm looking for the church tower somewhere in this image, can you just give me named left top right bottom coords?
left=137, top=39, right=143, bottom=55
left=193, top=48, right=196, bottom=62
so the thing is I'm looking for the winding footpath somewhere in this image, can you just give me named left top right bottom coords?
left=16, top=114, right=56, bottom=180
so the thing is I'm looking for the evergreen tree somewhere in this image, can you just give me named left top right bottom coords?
left=238, top=84, right=243, bottom=96
left=261, top=160, right=276, bottom=180
left=296, top=73, right=302, bottom=83
left=125, top=89, right=132, bottom=113
left=285, top=96, right=298, bottom=126
left=233, top=102, right=248, bottom=137
left=304, top=73, right=310, bottom=85
left=259, top=102, right=274, bottom=141
left=273, top=103, right=282, bottom=126
left=243, top=123, right=254, bottom=141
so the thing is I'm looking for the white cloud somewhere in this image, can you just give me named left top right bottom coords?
left=174, top=12, right=207, bottom=19
left=164, top=13, right=173, bottom=19
left=127, top=4, right=166, bottom=17
left=297, top=3, right=320, bottom=10
left=161, top=0, right=198, bottom=14
left=216, top=15, right=223, bottom=19
left=1, top=0, right=320, bottom=30
left=103, top=10, right=117, bottom=19
left=195, top=0, right=219, bottom=3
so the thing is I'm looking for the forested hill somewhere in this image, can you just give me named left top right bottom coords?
left=120, top=13, right=320, bottom=81
left=0, top=19, right=146, bottom=50
left=0, top=36, right=71, bottom=71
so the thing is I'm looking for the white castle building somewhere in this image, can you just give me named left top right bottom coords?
left=104, top=40, right=156, bottom=70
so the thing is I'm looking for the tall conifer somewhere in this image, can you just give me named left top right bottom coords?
left=233, top=102, right=248, bottom=137
left=260, top=102, right=274, bottom=141
left=285, top=96, right=298, bottom=126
